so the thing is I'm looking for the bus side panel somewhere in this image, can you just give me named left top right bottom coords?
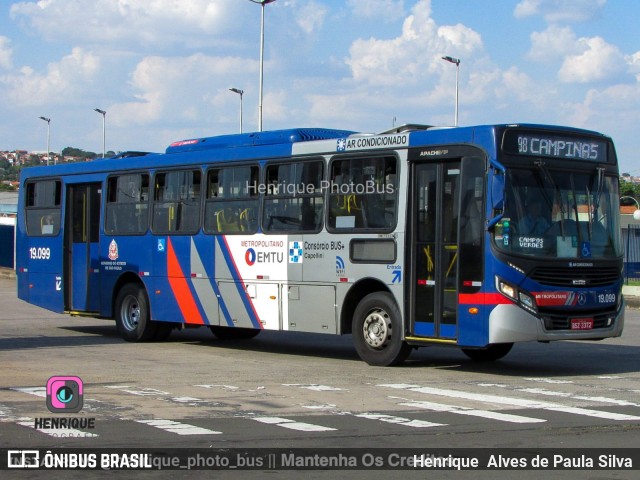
left=456, top=235, right=509, bottom=348
left=99, top=235, right=155, bottom=318
left=18, top=234, right=65, bottom=313
left=16, top=211, right=29, bottom=303
left=149, top=235, right=209, bottom=325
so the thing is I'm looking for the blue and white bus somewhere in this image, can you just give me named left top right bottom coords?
left=16, top=123, right=624, bottom=365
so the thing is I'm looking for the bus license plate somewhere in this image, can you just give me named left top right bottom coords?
left=571, top=318, right=594, bottom=330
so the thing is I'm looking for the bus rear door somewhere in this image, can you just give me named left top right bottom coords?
left=64, top=183, right=102, bottom=313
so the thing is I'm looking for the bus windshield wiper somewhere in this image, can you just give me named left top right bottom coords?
left=534, top=160, right=565, bottom=236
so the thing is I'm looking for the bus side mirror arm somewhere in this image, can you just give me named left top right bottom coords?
left=487, top=164, right=505, bottom=230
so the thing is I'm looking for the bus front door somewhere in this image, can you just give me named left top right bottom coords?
left=411, top=162, right=461, bottom=339
left=410, top=157, right=485, bottom=341
left=64, top=183, right=101, bottom=313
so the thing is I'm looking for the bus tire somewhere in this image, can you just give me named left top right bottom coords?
left=352, top=292, right=411, bottom=366
left=115, top=284, right=157, bottom=342
left=461, top=343, right=513, bottom=362
left=210, top=326, right=261, bottom=340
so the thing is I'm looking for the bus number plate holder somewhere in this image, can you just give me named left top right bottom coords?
left=571, top=318, right=594, bottom=330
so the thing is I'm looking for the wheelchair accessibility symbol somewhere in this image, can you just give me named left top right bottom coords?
left=157, top=239, right=166, bottom=252
left=580, top=242, right=591, bottom=258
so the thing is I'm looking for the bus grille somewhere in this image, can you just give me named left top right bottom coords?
left=539, top=307, right=617, bottom=331
left=530, top=266, right=619, bottom=287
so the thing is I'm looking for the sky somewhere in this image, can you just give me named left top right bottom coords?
left=0, top=0, right=639, bottom=174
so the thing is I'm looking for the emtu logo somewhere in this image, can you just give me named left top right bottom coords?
left=46, top=376, right=83, bottom=413
left=245, top=248, right=256, bottom=266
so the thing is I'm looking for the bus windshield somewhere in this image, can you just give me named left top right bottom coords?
left=494, top=167, right=622, bottom=259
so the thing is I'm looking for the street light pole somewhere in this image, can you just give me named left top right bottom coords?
left=38, top=116, right=51, bottom=165
left=441, top=56, right=461, bottom=126
left=620, top=196, right=640, bottom=221
left=94, top=108, right=107, bottom=158
left=249, top=0, right=276, bottom=132
left=228, top=88, right=244, bottom=133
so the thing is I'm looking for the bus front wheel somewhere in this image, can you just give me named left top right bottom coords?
left=461, top=343, right=513, bottom=362
left=115, top=284, right=157, bottom=342
left=352, top=292, right=411, bottom=366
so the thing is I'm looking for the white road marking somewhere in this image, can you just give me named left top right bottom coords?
left=136, top=419, right=221, bottom=435
left=479, top=384, right=640, bottom=407
left=252, top=416, right=336, bottom=432
left=355, top=413, right=445, bottom=428
left=395, top=399, right=545, bottom=424
left=283, top=384, right=347, bottom=391
left=302, top=404, right=338, bottom=410
left=381, top=384, right=640, bottom=421
left=105, top=386, right=170, bottom=396
left=195, top=385, right=240, bottom=390
left=10, top=387, right=46, bottom=398
left=523, top=378, right=574, bottom=384
left=16, top=419, right=98, bottom=438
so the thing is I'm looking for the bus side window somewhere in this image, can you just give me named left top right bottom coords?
left=328, top=156, right=397, bottom=232
left=204, top=165, right=259, bottom=235
left=105, top=173, right=149, bottom=235
left=25, top=180, right=62, bottom=237
left=262, top=160, right=324, bottom=233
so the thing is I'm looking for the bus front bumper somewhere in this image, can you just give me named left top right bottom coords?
left=488, top=301, right=625, bottom=344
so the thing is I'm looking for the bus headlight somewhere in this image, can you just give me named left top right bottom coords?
left=518, top=291, right=536, bottom=311
left=497, top=279, right=516, bottom=300
left=496, top=277, right=537, bottom=313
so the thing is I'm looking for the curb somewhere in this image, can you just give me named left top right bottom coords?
left=624, top=296, right=640, bottom=309
left=0, top=267, right=15, bottom=280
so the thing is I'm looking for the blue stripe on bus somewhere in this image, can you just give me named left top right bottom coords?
left=215, top=235, right=263, bottom=329
left=193, top=238, right=235, bottom=327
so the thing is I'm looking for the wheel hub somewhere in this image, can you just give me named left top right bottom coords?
left=362, top=309, right=391, bottom=349
left=122, top=296, right=140, bottom=331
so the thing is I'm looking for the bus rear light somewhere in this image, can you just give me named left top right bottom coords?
left=468, top=307, right=479, bottom=315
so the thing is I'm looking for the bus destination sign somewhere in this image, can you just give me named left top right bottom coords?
left=503, top=130, right=608, bottom=163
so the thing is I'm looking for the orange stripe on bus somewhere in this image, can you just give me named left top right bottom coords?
left=167, top=238, right=204, bottom=325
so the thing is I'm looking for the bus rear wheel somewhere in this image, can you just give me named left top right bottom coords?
left=352, top=292, right=411, bottom=366
left=115, top=284, right=157, bottom=342
left=461, top=343, right=513, bottom=362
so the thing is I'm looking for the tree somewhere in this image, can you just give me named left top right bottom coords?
left=61, top=147, right=97, bottom=160
left=620, top=177, right=640, bottom=204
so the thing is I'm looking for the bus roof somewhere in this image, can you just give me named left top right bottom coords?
left=165, top=128, right=356, bottom=154
left=18, top=123, right=613, bottom=181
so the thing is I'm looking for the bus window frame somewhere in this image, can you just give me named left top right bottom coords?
left=104, top=171, right=151, bottom=236
left=326, top=152, right=399, bottom=234
left=261, top=157, right=326, bottom=234
left=203, top=163, right=260, bottom=235
left=24, top=178, right=63, bottom=237
left=151, top=167, right=203, bottom=235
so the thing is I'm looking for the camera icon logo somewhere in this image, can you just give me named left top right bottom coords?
left=46, top=376, right=83, bottom=413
